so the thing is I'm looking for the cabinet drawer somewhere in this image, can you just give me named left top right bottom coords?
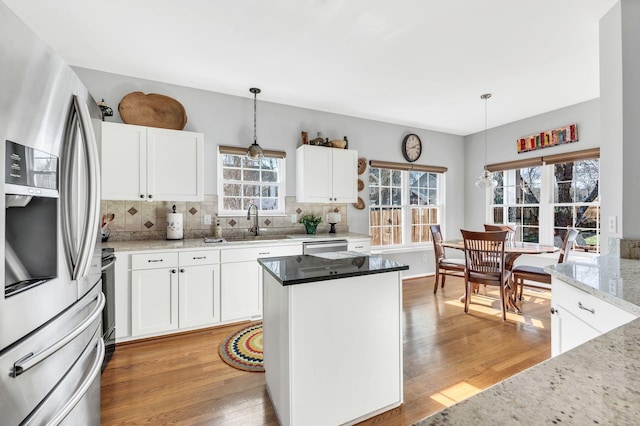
left=131, top=252, right=179, bottom=270
left=348, top=240, right=371, bottom=253
left=553, top=279, right=637, bottom=334
left=179, top=250, right=220, bottom=266
left=221, top=244, right=301, bottom=263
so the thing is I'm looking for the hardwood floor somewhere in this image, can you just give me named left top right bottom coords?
left=101, top=276, right=551, bottom=425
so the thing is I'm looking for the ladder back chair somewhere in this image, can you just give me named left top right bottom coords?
left=430, top=225, right=465, bottom=294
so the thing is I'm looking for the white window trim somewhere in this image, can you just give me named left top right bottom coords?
left=217, top=151, right=286, bottom=216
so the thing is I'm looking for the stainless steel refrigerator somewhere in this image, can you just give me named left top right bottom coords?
left=0, top=2, right=104, bottom=424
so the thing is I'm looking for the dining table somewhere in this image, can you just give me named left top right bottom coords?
left=440, top=239, right=558, bottom=313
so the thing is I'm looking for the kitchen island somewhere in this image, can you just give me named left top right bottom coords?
left=258, top=252, right=408, bottom=426
left=417, top=255, right=640, bottom=425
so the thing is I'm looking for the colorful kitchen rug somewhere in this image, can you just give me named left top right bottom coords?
left=218, top=323, right=264, bottom=372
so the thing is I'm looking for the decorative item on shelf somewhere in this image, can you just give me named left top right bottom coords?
left=246, top=87, right=264, bottom=160
left=357, top=157, right=367, bottom=175
left=352, top=197, right=365, bottom=210
left=118, top=91, right=187, bottom=130
left=301, top=131, right=309, bottom=145
left=101, top=213, right=114, bottom=242
left=97, top=99, right=113, bottom=120
left=309, top=132, right=324, bottom=146
left=327, top=212, right=341, bottom=234
left=299, top=214, right=322, bottom=235
left=344, top=136, right=349, bottom=149
left=516, top=123, right=578, bottom=153
left=167, top=205, right=184, bottom=240
left=357, top=178, right=364, bottom=191
left=475, top=93, right=498, bottom=189
left=331, top=139, right=346, bottom=149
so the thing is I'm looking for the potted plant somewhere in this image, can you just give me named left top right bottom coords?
left=299, top=214, right=322, bottom=234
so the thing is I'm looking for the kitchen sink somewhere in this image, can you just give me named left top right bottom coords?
left=224, top=235, right=291, bottom=242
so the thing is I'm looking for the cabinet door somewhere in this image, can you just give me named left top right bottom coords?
left=101, top=122, right=147, bottom=200
left=331, top=148, right=358, bottom=203
left=220, top=261, right=261, bottom=322
left=296, top=145, right=332, bottom=202
left=147, top=127, right=204, bottom=201
left=551, top=307, right=600, bottom=357
left=178, top=264, right=220, bottom=328
left=131, top=267, right=179, bottom=336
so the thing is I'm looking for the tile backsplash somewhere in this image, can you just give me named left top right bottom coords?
left=100, top=196, right=349, bottom=241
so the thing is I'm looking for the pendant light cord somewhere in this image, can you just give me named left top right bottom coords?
left=253, top=90, right=257, bottom=144
left=481, top=93, right=491, bottom=169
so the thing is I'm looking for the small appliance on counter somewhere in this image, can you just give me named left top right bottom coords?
left=167, top=204, right=183, bottom=240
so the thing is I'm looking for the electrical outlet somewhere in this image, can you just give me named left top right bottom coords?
left=204, top=214, right=212, bottom=225
left=608, top=216, right=617, bottom=233
left=291, top=213, right=297, bottom=223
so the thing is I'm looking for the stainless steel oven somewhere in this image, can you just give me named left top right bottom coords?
left=101, top=248, right=116, bottom=371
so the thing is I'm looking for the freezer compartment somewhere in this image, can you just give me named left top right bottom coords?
left=0, top=285, right=104, bottom=425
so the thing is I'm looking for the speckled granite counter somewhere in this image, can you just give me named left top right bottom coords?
left=103, top=232, right=370, bottom=252
left=416, top=256, right=640, bottom=425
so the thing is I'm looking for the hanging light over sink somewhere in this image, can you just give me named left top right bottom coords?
left=246, top=87, right=264, bottom=161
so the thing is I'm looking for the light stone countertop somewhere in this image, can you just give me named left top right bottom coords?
left=416, top=255, right=640, bottom=425
left=103, top=232, right=370, bottom=252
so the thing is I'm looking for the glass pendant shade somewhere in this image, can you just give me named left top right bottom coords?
left=247, top=141, right=264, bottom=160
left=246, top=87, right=264, bottom=160
left=475, top=169, right=497, bottom=188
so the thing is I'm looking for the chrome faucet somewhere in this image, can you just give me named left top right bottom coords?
left=246, top=202, right=259, bottom=236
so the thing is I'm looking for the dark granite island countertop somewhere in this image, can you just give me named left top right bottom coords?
left=257, top=252, right=409, bottom=286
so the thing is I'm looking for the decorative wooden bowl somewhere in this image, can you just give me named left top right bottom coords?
left=357, top=158, right=367, bottom=175
left=118, top=92, right=187, bottom=130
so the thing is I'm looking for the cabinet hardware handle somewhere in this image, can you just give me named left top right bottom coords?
left=578, top=302, right=595, bottom=314
left=193, top=256, right=206, bottom=260
left=148, top=194, right=153, bottom=199
left=550, top=306, right=558, bottom=314
left=139, top=194, right=144, bottom=199
left=180, top=269, right=185, bottom=273
left=259, top=252, right=270, bottom=255
left=148, top=259, right=163, bottom=263
left=171, top=269, right=176, bottom=273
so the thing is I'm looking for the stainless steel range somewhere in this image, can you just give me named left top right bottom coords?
left=0, top=3, right=104, bottom=424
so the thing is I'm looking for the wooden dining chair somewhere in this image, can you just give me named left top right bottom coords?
left=484, top=223, right=517, bottom=245
left=512, top=229, right=579, bottom=301
left=461, top=229, right=510, bottom=321
left=430, top=225, right=465, bottom=294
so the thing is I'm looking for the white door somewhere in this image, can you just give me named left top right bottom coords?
left=331, top=148, right=358, bottom=203
left=220, top=261, right=261, bottom=321
left=147, top=127, right=204, bottom=201
left=131, top=267, right=179, bottom=336
left=178, top=264, right=220, bottom=328
left=101, top=122, right=147, bottom=200
left=552, top=307, right=600, bottom=357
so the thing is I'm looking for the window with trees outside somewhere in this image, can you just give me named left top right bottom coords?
left=488, top=149, right=600, bottom=252
left=369, top=161, right=446, bottom=247
left=217, top=146, right=285, bottom=215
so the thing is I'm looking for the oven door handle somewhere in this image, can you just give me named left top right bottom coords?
left=11, top=292, right=105, bottom=377
left=47, top=337, right=104, bottom=426
left=101, top=256, right=117, bottom=271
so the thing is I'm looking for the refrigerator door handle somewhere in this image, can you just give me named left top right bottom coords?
left=61, top=96, right=101, bottom=281
left=46, top=337, right=104, bottom=426
left=11, top=292, right=105, bottom=377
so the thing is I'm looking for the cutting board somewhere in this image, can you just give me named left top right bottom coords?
left=118, top=92, right=187, bottom=130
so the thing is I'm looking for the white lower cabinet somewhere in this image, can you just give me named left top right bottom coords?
left=129, top=250, right=220, bottom=338
left=551, top=277, right=638, bottom=357
left=348, top=238, right=371, bottom=253
left=220, top=243, right=302, bottom=322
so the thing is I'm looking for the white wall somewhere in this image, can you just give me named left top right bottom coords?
left=464, top=98, right=601, bottom=238
left=74, top=67, right=465, bottom=277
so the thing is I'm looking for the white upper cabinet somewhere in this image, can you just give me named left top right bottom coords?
left=296, top=145, right=357, bottom=203
left=102, top=122, right=204, bottom=201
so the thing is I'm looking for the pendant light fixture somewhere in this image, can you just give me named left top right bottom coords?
left=246, top=87, right=264, bottom=160
left=475, top=93, right=498, bottom=188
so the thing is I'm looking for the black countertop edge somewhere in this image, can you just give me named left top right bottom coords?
left=258, top=254, right=409, bottom=286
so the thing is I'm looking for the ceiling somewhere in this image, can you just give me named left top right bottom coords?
left=4, top=0, right=617, bottom=136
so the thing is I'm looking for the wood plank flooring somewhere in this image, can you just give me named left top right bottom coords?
left=101, top=276, right=551, bottom=425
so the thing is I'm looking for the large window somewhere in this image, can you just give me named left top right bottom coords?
left=369, top=161, right=445, bottom=247
left=217, top=146, right=285, bottom=215
left=488, top=149, right=600, bottom=252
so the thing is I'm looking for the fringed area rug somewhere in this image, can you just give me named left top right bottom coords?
left=218, top=323, right=264, bottom=372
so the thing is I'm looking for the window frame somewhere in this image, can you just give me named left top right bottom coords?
left=217, top=147, right=286, bottom=216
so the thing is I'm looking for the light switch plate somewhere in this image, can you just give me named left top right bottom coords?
left=291, top=213, right=297, bottom=223
left=204, top=214, right=212, bottom=225
left=608, top=216, right=617, bottom=233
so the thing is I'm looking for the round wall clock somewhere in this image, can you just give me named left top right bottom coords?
left=402, top=133, right=422, bottom=162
